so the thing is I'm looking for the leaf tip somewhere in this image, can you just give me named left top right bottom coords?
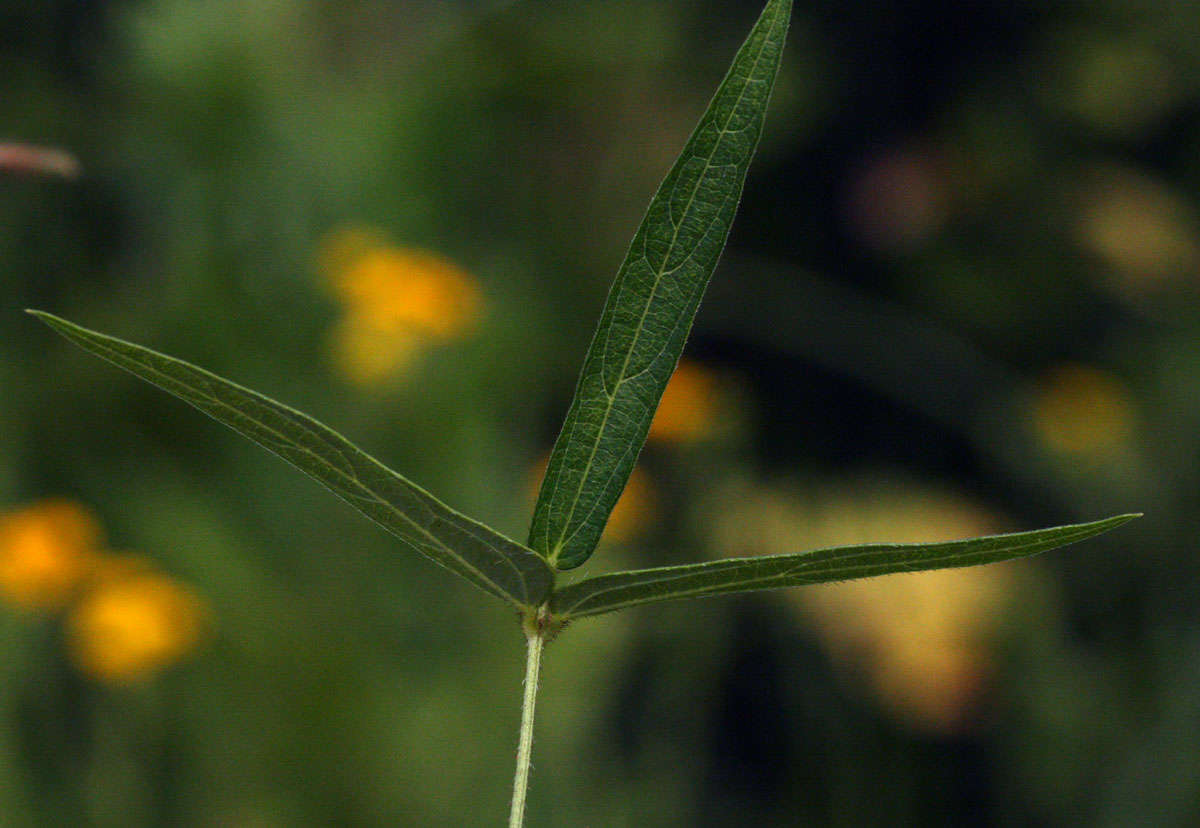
left=1080, top=512, right=1142, bottom=536
left=25, top=309, right=73, bottom=334
left=1108, top=512, right=1143, bottom=523
left=25, top=309, right=59, bottom=324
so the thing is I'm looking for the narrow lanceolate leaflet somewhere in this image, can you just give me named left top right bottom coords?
left=550, top=515, right=1140, bottom=619
left=29, top=311, right=554, bottom=610
left=529, top=0, right=793, bottom=569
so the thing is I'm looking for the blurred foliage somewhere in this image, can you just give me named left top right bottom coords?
left=0, top=0, right=1197, bottom=824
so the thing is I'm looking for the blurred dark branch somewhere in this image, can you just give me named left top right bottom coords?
left=703, top=255, right=1021, bottom=438
left=700, top=256, right=1104, bottom=520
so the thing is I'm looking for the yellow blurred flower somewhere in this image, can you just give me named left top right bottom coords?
left=801, top=564, right=1015, bottom=733
left=1050, top=35, right=1176, bottom=139
left=711, top=479, right=1017, bottom=734
left=1030, top=363, right=1136, bottom=458
left=712, top=479, right=999, bottom=556
left=1076, top=166, right=1200, bottom=295
left=67, top=563, right=208, bottom=685
left=871, top=633, right=991, bottom=734
left=648, top=360, right=721, bottom=444
left=0, top=499, right=102, bottom=610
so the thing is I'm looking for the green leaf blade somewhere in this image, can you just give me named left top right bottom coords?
left=551, top=514, right=1140, bottom=619
left=29, top=311, right=555, bottom=610
left=530, top=0, right=792, bottom=569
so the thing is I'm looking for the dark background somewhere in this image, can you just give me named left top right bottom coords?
left=1, top=0, right=1194, bottom=824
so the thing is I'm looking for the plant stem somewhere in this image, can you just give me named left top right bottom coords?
left=509, top=624, right=545, bottom=828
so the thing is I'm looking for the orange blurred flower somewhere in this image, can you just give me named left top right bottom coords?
left=67, top=563, right=208, bottom=684
left=1030, top=363, right=1136, bottom=458
left=318, top=226, right=484, bottom=384
left=330, top=246, right=482, bottom=339
left=603, top=465, right=656, bottom=544
left=328, top=316, right=424, bottom=386
left=648, top=360, right=721, bottom=444
left=0, top=499, right=102, bottom=610
left=1, top=499, right=211, bottom=683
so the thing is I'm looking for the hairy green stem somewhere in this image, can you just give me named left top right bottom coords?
left=509, top=625, right=544, bottom=828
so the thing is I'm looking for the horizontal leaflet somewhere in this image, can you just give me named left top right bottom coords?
left=551, top=514, right=1140, bottom=618
left=30, top=311, right=555, bottom=610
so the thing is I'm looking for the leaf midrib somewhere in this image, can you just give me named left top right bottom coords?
left=546, top=13, right=778, bottom=564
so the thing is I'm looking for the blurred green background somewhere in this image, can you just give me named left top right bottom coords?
left=1, top=0, right=1196, bottom=824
